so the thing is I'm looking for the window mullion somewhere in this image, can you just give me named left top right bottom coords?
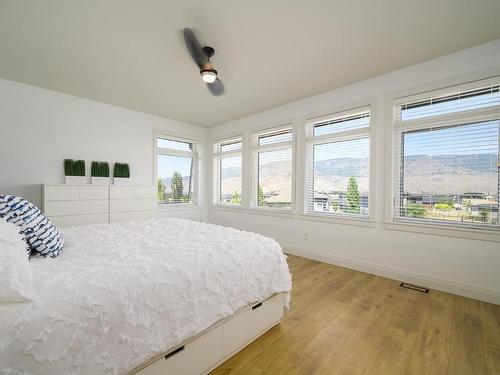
left=157, top=148, right=195, bottom=158
left=307, top=129, right=370, bottom=145
left=395, top=106, right=499, bottom=132
left=254, top=141, right=292, bottom=152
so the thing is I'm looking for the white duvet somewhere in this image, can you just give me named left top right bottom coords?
left=0, top=218, right=292, bottom=375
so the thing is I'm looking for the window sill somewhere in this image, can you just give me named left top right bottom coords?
left=157, top=203, right=199, bottom=210
left=212, top=204, right=245, bottom=212
left=211, top=205, right=294, bottom=218
left=385, top=220, right=500, bottom=242
left=299, top=213, right=376, bottom=228
left=244, top=207, right=295, bottom=218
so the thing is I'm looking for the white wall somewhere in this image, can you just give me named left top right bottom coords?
left=0, top=79, right=208, bottom=221
left=207, top=39, right=500, bottom=304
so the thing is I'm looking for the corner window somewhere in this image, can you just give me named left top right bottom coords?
left=156, top=135, right=198, bottom=205
left=305, top=108, right=371, bottom=217
left=214, top=138, right=243, bottom=205
left=253, top=127, right=294, bottom=210
left=393, top=80, right=500, bottom=229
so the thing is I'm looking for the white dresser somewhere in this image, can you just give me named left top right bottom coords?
left=109, top=185, right=157, bottom=223
left=43, top=184, right=156, bottom=227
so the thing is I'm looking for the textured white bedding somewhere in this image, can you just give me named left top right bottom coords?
left=0, top=218, right=292, bottom=375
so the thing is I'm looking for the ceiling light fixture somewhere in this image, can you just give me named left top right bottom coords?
left=200, top=68, right=217, bottom=83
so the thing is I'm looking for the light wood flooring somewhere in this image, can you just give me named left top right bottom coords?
left=210, top=255, right=500, bottom=375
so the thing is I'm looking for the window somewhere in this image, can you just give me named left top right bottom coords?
left=253, top=127, right=293, bottom=210
left=156, top=135, right=197, bottom=204
left=305, top=108, right=371, bottom=217
left=214, top=138, right=243, bottom=205
left=393, top=79, right=500, bottom=229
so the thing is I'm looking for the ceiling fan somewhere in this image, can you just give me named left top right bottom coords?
left=183, top=28, right=224, bottom=96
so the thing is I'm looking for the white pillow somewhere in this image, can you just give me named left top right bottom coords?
left=0, top=218, right=34, bottom=302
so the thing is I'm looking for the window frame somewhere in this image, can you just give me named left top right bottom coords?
left=251, top=123, right=296, bottom=212
left=302, top=105, right=374, bottom=222
left=154, top=130, right=199, bottom=208
left=213, top=136, right=244, bottom=207
left=387, top=75, right=500, bottom=238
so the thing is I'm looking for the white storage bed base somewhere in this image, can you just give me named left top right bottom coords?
left=132, top=293, right=285, bottom=375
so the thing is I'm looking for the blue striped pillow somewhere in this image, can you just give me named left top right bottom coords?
left=0, top=195, right=64, bottom=258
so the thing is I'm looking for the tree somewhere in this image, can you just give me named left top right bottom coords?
left=231, top=190, right=241, bottom=205
left=435, top=202, right=453, bottom=211
left=257, top=185, right=266, bottom=206
left=330, top=199, right=340, bottom=212
left=171, top=171, right=184, bottom=202
left=157, top=179, right=165, bottom=202
left=345, top=177, right=360, bottom=214
left=479, top=208, right=489, bottom=223
left=406, top=203, right=425, bottom=218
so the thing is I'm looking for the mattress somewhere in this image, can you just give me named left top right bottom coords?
left=0, top=218, right=292, bottom=375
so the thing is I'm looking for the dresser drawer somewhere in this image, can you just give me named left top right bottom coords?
left=43, top=185, right=108, bottom=201
left=44, top=185, right=79, bottom=201
left=44, top=200, right=108, bottom=216
left=79, top=186, right=108, bottom=200
left=110, top=198, right=156, bottom=213
left=110, top=186, right=156, bottom=199
left=50, top=214, right=108, bottom=227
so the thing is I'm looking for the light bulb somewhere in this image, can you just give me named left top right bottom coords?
left=201, top=69, right=217, bottom=83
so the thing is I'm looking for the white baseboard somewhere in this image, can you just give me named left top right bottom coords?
left=284, top=245, right=500, bottom=306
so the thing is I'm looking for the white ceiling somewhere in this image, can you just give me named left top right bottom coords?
left=1, top=1, right=500, bottom=127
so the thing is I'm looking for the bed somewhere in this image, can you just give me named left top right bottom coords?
left=0, top=218, right=292, bottom=375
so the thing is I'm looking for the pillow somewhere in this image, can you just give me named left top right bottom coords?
left=0, top=219, right=34, bottom=302
left=0, top=195, right=64, bottom=258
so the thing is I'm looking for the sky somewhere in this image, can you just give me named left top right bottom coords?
left=157, top=155, right=192, bottom=179
left=157, top=138, right=193, bottom=178
left=404, top=120, right=499, bottom=157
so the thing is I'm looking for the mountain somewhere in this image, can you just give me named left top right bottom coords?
left=404, top=153, right=498, bottom=175
left=221, top=166, right=241, bottom=178
left=216, top=152, right=498, bottom=196
left=314, top=157, right=369, bottom=176
left=403, top=153, right=498, bottom=195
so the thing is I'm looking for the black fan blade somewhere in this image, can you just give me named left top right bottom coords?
left=183, top=28, right=208, bottom=69
left=207, top=78, right=225, bottom=96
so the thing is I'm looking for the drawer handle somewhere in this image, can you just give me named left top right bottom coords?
left=165, top=346, right=185, bottom=359
left=252, top=302, right=263, bottom=310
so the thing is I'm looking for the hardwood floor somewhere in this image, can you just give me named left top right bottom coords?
left=210, top=255, right=500, bottom=375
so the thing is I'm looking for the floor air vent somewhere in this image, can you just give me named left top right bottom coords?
left=400, top=282, right=430, bottom=294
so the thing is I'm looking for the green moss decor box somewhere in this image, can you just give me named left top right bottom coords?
left=113, top=163, right=130, bottom=185
left=64, top=159, right=87, bottom=184
left=91, top=161, right=110, bottom=185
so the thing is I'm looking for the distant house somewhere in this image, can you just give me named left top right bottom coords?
left=468, top=199, right=499, bottom=213
left=264, top=188, right=292, bottom=208
left=312, top=191, right=369, bottom=214
left=313, top=192, right=329, bottom=211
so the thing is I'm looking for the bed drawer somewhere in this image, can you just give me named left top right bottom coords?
left=134, top=294, right=284, bottom=375
left=223, top=293, right=284, bottom=355
left=138, top=325, right=224, bottom=375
